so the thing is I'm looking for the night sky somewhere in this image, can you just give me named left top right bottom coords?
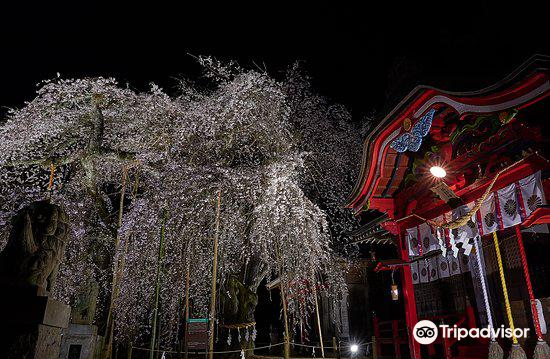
left=0, top=1, right=547, bottom=120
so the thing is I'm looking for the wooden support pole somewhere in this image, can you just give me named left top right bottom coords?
left=149, top=212, right=167, bottom=359
left=275, top=243, right=291, bottom=359
left=280, top=277, right=291, bottom=359
left=103, top=166, right=128, bottom=359
left=155, top=317, right=162, bottom=359
left=208, top=190, right=222, bottom=359
left=183, top=263, right=190, bottom=359
left=47, top=162, right=56, bottom=200
left=312, top=279, right=325, bottom=357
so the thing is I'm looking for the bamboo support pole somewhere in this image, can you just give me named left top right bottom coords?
left=183, top=263, right=190, bottom=359
left=156, top=317, right=161, bottom=359
left=280, top=277, right=291, bottom=359
left=311, top=272, right=325, bottom=358
left=208, top=190, right=222, bottom=359
left=103, top=166, right=128, bottom=359
left=47, top=163, right=56, bottom=200
left=275, top=244, right=291, bottom=359
left=149, top=212, right=167, bottom=359
left=313, top=288, right=325, bottom=357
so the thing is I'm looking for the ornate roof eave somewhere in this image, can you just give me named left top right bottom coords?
left=346, top=54, right=550, bottom=215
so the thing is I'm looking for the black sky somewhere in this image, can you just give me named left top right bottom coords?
left=0, top=1, right=547, bottom=119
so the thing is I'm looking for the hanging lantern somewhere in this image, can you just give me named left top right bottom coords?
left=391, top=284, right=399, bottom=301
left=391, top=268, right=399, bottom=300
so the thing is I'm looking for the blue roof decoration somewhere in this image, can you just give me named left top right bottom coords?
left=390, top=108, right=436, bottom=152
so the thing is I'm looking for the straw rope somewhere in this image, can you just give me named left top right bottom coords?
left=398, top=157, right=534, bottom=229
left=131, top=341, right=372, bottom=355
left=427, top=170, right=501, bottom=229
left=220, top=322, right=256, bottom=329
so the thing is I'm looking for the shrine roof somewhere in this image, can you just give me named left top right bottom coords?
left=346, top=54, right=550, bottom=216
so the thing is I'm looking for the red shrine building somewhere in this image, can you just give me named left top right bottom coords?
left=347, top=55, right=550, bottom=359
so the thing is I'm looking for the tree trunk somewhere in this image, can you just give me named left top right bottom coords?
left=219, top=251, right=269, bottom=359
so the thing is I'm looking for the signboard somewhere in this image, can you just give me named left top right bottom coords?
left=187, top=318, right=208, bottom=351
left=430, top=181, right=459, bottom=202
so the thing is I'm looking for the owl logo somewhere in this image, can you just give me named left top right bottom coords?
left=413, top=320, right=438, bottom=344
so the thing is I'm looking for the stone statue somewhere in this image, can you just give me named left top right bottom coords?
left=72, top=280, right=99, bottom=325
left=0, top=200, right=70, bottom=293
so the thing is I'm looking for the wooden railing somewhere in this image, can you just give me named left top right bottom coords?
left=422, top=305, right=478, bottom=359
left=373, top=306, right=478, bottom=359
left=372, top=316, right=408, bottom=359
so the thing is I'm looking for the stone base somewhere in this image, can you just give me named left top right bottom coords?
left=59, top=324, right=100, bottom=359
left=0, top=290, right=70, bottom=359
left=0, top=323, right=65, bottom=359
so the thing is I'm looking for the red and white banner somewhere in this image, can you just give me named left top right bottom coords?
left=428, top=256, right=439, bottom=281
left=497, top=183, right=522, bottom=228
left=406, top=227, right=420, bottom=257
left=405, top=171, right=546, bottom=280
left=410, top=261, right=420, bottom=284
left=437, top=255, right=451, bottom=278
left=418, top=259, right=429, bottom=283
left=419, top=222, right=439, bottom=253
left=411, top=250, right=474, bottom=284
left=518, top=171, right=546, bottom=218
left=448, top=252, right=462, bottom=277
left=479, top=192, right=498, bottom=235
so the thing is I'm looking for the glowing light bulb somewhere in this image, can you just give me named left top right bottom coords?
left=350, top=344, right=359, bottom=353
left=430, top=166, right=447, bottom=178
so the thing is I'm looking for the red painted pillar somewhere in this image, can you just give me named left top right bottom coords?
left=399, top=231, right=421, bottom=359
left=466, top=304, right=477, bottom=330
left=392, top=320, right=402, bottom=359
